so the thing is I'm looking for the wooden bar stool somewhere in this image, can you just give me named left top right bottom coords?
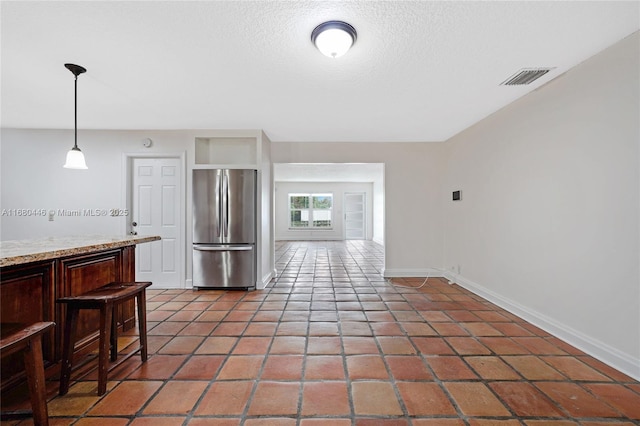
left=56, top=281, right=151, bottom=396
left=0, top=321, right=55, bottom=426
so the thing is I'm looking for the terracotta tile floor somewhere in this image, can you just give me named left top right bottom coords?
left=2, top=240, right=640, bottom=425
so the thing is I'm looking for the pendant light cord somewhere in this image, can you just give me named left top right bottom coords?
left=73, top=74, right=78, bottom=150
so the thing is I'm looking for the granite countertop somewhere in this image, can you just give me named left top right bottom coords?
left=0, top=235, right=161, bottom=267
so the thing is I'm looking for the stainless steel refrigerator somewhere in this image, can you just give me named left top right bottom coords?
left=192, top=169, right=256, bottom=290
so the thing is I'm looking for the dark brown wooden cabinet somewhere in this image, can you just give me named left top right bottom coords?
left=1, top=245, right=138, bottom=391
left=0, top=261, right=56, bottom=389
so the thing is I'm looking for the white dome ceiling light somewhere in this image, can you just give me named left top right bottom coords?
left=311, top=21, right=357, bottom=58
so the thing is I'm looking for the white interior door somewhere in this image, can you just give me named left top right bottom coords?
left=344, top=192, right=366, bottom=240
left=132, top=158, right=183, bottom=288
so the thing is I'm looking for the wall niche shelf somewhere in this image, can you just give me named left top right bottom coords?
left=188, top=130, right=273, bottom=290
left=195, top=137, right=257, bottom=166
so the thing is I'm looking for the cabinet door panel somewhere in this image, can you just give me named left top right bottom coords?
left=0, top=261, right=55, bottom=390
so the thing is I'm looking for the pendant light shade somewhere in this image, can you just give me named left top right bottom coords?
left=64, top=147, right=87, bottom=169
left=63, top=63, right=88, bottom=169
left=311, top=21, right=357, bottom=58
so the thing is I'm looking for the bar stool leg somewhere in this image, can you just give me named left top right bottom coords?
left=109, top=306, right=118, bottom=362
left=23, top=336, right=49, bottom=426
left=97, top=303, right=113, bottom=396
left=136, top=290, right=148, bottom=362
left=59, top=307, right=79, bottom=396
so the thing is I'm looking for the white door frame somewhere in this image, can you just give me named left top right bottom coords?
left=122, top=152, right=187, bottom=288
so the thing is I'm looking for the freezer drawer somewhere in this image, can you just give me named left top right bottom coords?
left=193, top=244, right=256, bottom=289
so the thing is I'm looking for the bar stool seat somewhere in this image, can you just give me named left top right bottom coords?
left=57, top=281, right=151, bottom=396
left=0, top=321, right=55, bottom=426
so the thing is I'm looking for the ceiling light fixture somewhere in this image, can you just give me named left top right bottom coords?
left=311, top=21, right=357, bottom=58
left=63, top=63, right=88, bottom=169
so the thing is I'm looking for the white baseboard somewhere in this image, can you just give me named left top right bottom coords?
left=185, top=278, right=193, bottom=289
left=448, top=273, right=640, bottom=381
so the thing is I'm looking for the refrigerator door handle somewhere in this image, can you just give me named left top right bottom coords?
left=193, top=245, right=253, bottom=251
left=223, top=170, right=229, bottom=238
left=215, top=170, right=222, bottom=238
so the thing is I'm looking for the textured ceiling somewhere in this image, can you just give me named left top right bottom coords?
left=1, top=1, right=638, bottom=142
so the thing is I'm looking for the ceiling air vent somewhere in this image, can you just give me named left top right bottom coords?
left=500, top=68, right=553, bottom=86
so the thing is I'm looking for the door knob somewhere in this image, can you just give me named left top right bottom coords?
left=132, top=221, right=137, bottom=227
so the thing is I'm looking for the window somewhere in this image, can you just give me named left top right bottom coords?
left=289, top=193, right=333, bottom=228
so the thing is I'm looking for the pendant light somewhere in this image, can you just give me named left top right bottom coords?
left=311, top=21, right=357, bottom=58
left=63, top=63, right=88, bottom=169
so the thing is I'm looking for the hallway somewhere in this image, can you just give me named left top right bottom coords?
left=2, top=240, right=639, bottom=425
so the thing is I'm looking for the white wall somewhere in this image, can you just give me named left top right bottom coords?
left=0, top=129, right=191, bottom=240
left=372, top=177, right=385, bottom=245
left=275, top=181, right=374, bottom=240
left=270, top=142, right=447, bottom=277
left=443, top=32, right=640, bottom=379
left=260, top=131, right=275, bottom=287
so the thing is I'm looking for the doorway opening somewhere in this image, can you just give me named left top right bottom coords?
left=273, top=163, right=385, bottom=246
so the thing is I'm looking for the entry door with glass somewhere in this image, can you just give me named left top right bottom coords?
left=344, top=192, right=366, bottom=240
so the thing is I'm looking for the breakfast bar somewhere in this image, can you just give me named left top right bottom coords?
left=0, top=235, right=160, bottom=391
